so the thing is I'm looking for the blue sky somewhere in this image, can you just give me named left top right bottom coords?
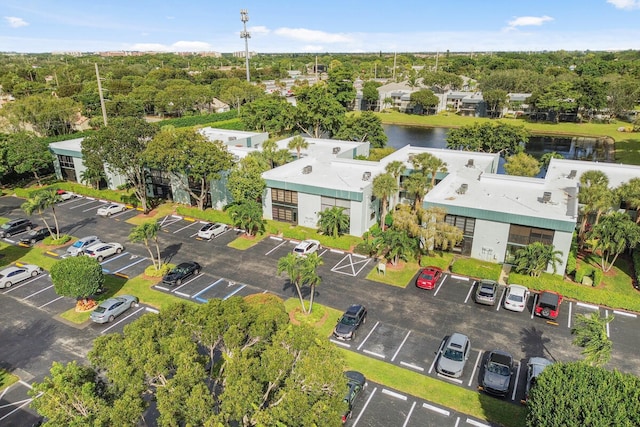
left=1, top=0, right=640, bottom=53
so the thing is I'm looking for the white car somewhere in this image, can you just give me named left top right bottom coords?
left=56, top=190, right=77, bottom=201
left=84, top=242, right=124, bottom=262
left=197, top=222, right=229, bottom=239
left=503, top=284, right=530, bottom=312
left=0, top=264, right=43, bottom=289
left=97, top=203, right=126, bottom=217
left=293, top=239, right=321, bottom=256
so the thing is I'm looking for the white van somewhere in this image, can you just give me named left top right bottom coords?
left=66, top=235, right=100, bottom=256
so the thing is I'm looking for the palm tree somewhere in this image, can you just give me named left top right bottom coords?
left=21, top=189, right=62, bottom=239
left=317, top=206, right=350, bottom=238
left=288, top=135, right=309, bottom=159
left=617, top=178, right=640, bottom=224
left=227, top=201, right=265, bottom=237
left=79, top=167, right=106, bottom=190
left=129, top=220, right=162, bottom=269
left=513, top=242, right=563, bottom=277
left=301, top=253, right=323, bottom=313
left=572, top=311, right=614, bottom=367
left=373, top=228, right=416, bottom=266
left=578, top=170, right=610, bottom=246
left=410, top=152, right=447, bottom=189
left=385, top=160, right=406, bottom=208
left=372, top=172, right=398, bottom=229
left=403, top=172, right=429, bottom=212
left=277, top=253, right=307, bottom=313
left=588, top=211, right=640, bottom=272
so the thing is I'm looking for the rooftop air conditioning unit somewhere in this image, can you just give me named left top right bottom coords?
left=542, top=191, right=552, bottom=203
left=466, top=159, right=474, bottom=168
left=302, top=165, right=313, bottom=174
left=228, top=136, right=236, bottom=141
left=362, top=171, right=371, bottom=181
left=457, top=183, right=468, bottom=194
left=568, top=169, right=577, bottom=179
left=332, top=147, right=341, bottom=154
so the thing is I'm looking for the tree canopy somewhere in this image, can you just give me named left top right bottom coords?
left=49, top=256, right=104, bottom=299
left=446, top=122, right=529, bottom=156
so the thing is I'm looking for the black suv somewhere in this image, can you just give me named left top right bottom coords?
left=333, top=304, right=367, bottom=341
left=162, top=261, right=201, bottom=286
left=20, top=227, right=56, bottom=245
left=0, top=218, right=33, bottom=238
left=342, top=371, right=365, bottom=423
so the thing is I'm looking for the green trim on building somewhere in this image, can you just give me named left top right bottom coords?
left=426, top=202, right=576, bottom=233
left=49, top=147, right=81, bottom=157
left=266, top=180, right=363, bottom=202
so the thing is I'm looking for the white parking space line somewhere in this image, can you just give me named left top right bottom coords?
left=363, top=349, right=385, bottom=359
left=577, top=302, right=599, bottom=310
left=463, top=281, right=475, bottom=303
left=468, top=351, right=482, bottom=387
left=265, top=240, right=288, bottom=256
left=173, top=221, right=200, bottom=234
left=351, top=386, right=377, bottom=427
left=193, top=278, right=224, bottom=302
left=155, top=285, right=170, bottom=291
left=496, top=288, right=506, bottom=311
left=0, top=396, right=35, bottom=423
left=391, top=330, right=411, bottom=362
left=455, top=416, right=461, bottom=427
left=171, top=273, right=203, bottom=293
left=437, top=373, right=463, bottom=384
left=400, top=361, right=424, bottom=372
left=22, top=285, right=53, bottom=300
left=605, top=309, right=610, bottom=338
left=223, top=284, right=246, bottom=300
left=319, top=248, right=329, bottom=257
left=511, top=361, right=521, bottom=401
left=113, top=257, right=147, bottom=273
left=613, top=310, right=637, bottom=318
left=357, top=321, right=379, bottom=351
left=110, top=209, right=130, bottom=219
left=3, top=274, right=47, bottom=293
left=145, top=307, right=159, bottom=314
left=531, top=294, right=538, bottom=319
left=402, top=401, right=417, bottom=427
left=38, top=296, right=64, bottom=308
left=423, top=402, right=450, bottom=417
left=450, top=275, right=469, bottom=281
left=467, top=418, right=490, bottom=427
left=101, top=307, right=145, bottom=334
left=159, top=215, right=181, bottom=227
left=382, top=389, right=406, bottom=400
left=331, top=254, right=370, bottom=276
left=567, top=302, right=573, bottom=328
left=429, top=341, right=445, bottom=374
left=329, top=339, right=351, bottom=348
left=68, top=199, right=101, bottom=209
left=175, top=291, right=191, bottom=298
left=100, top=252, right=129, bottom=266
left=3, top=238, right=16, bottom=244
left=83, top=203, right=107, bottom=213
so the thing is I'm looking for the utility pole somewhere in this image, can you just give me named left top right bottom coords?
left=392, top=52, right=397, bottom=81
left=240, top=9, right=251, bottom=82
left=95, top=63, right=108, bottom=127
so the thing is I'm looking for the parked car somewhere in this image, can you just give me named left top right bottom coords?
left=0, top=218, right=33, bottom=238
left=293, top=239, right=321, bottom=256
left=0, top=264, right=43, bottom=289
left=162, top=261, right=201, bottom=286
left=96, top=203, right=126, bottom=217
left=415, top=266, right=443, bottom=290
left=56, top=190, right=76, bottom=201
left=475, top=280, right=498, bottom=306
left=523, top=357, right=554, bottom=402
left=504, top=284, right=530, bottom=312
left=333, top=304, right=367, bottom=341
left=20, top=227, right=56, bottom=245
left=90, top=295, right=139, bottom=323
left=66, top=236, right=100, bottom=257
left=342, top=371, right=366, bottom=423
left=436, top=333, right=471, bottom=378
left=84, top=242, right=124, bottom=262
left=197, top=222, right=229, bottom=239
left=480, top=350, right=514, bottom=397
left=534, top=290, right=563, bottom=320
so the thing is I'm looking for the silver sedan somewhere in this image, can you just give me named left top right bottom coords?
left=90, top=295, right=139, bottom=323
left=0, top=264, right=43, bottom=289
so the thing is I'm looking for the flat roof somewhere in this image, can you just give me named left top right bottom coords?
left=546, top=158, right=640, bottom=188
left=198, top=128, right=265, bottom=145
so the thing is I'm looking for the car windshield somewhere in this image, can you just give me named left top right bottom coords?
left=94, top=306, right=106, bottom=314
left=488, top=362, right=509, bottom=376
left=443, top=348, right=463, bottom=362
left=421, top=272, right=434, bottom=280
left=479, top=288, right=494, bottom=297
left=0, top=224, right=10, bottom=230
left=72, top=241, right=84, bottom=248
left=340, top=315, right=357, bottom=326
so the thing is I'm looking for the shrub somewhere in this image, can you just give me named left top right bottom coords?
left=450, top=257, right=502, bottom=281
left=592, top=268, right=603, bottom=287
left=575, top=265, right=593, bottom=285
left=144, top=264, right=172, bottom=278
left=44, top=234, right=72, bottom=245
left=565, top=252, right=577, bottom=276
left=176, top=206, right=233, bottom=224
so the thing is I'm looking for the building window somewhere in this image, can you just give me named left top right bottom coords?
left=272, top=189, right=298, bottom=223
left=57, top=155, right=77, bottom=182
left=58, top=155, right=74, bottom=169
left=444, top=215, right=475, bottom=255
left=272, top=206, right=297, bottom=223
left=272, top=189, right=298, bottom=205
left=508, top=225, right=554, bottom=246
left=320, top=196, right=350, bottom=216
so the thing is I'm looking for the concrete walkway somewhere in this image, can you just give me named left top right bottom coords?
left=498, top=264, right=511, bottom=285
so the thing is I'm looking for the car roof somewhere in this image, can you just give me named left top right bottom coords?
left=345, top=304, right=364, bottom=316
left=508, top=284, right=528, bottom=294
left=423, top=266, right=441, bottom=272
left=345, top=370, right=366, bottom=386
left=448, top=332, right=469, bottom=347
left=1, top=266, right=21, bottom=273
left=539, top=291, right=561, bottom=305
left=528, top=357, right=553, bottom=374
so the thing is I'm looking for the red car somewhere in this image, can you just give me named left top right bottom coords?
left=416, top=266, right=443, bottom=290
left=534, top=290, right=563, bottom=319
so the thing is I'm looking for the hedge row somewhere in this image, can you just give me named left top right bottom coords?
left=12, top=182, right=134, bottom=205
left=156, top=110, right=239, bottom=128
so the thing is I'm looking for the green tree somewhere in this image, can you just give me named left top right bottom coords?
left=82, top=117, right=158, bottom=213
left=128, top=220, right=163, bottom=269
left=503, top=152, right=540, bottom=177
left=385, top=160, right=406, bottom=207
left=5, top=131, right=52, bottom=185
left=21, top=189, right=62, bottom=239
left=241, top=94, right=295, bottom=135
left=327, top=64, right=355, bottom=108
left=527, top=362, right=640, bottom=427
left=578, top=170, right=613, bottom=246
left=362, top=80, right=381, bottom=110
left=227, top=200, right=265, bottom=237
left=403, top=172, right=429, bottom=212
left=227, top=153, right=268, bottom=203
left=294, top=83, right=346, bottom=138
left=317, top=206, right=350, bottom=238
left=446, top=122, right=529, bottom=156
left=409, top=89, right=439, bottom=114
left=333, top=111, right=388, bottom=148
left=287, top=135, right=309, bottom=159
left=587, top=212, right=640, bottom=272
left=539, top=151, right=564, bottom=171
left=572, top=311, right=614, bottom=367
left=145, top=126, right=234, bottom=210
left=410, top=152, right=448, bottom=189
left=513, top=242, right=563, bottom=277
left=50, top=256, right=104, bottom=302
left=373, top=228, right=416, bottom=266
left=482, top=89, right=508, bottom=118
left=528, top=80, right=579, bottom=123
left=372, top=172, right=398, bottom=229
left=617, top=177, right=640, bottom=224
left=260, top=139, right=291, bottom=169
left=606, top=76, right=640, bottom=119
left=0, top=93, right=81, bottom=136
left=420, top=70, right=463, bottom=91
left=276, top=252, right=323, bottom=314
left=574, top=76, right=607, bottom=122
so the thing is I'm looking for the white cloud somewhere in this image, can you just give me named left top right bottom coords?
left=301, top=44, right=324, bottom=52
left=4, top=16, right=29, bottom=28
left=127, top=40, right=213, bottom=52
left=274, top=27, right=353, bottom=43
left=607, top=0, right=640, bottom=9
left=171, top=40, right=212, bottom=50
left=249, top=25, right=270, bottom=35
left=507, top=15, right=554, bottom=28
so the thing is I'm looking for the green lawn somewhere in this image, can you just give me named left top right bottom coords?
left=366, top=261, right=420, bottom=288
left=0, top=369, right=19, bottom=391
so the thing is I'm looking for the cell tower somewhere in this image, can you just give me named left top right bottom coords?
left=240, top=9, right=251, bottom=82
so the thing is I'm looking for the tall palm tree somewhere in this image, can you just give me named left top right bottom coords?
left=277, top=253, right=307, bottom=313
left=372, top=173, right=398, bottom=229
left=403, top=172, right=429, bottom=212
left=588, top=211, right=640, bottom=272
left=572, top=311, right=614, bottom=367
left=385, top=160, right=406, bottom=208
left=21, top=189, right=62, bottom=239
left=301, top=253, right=323, bottom=313
left=617, top=177, right=640, bottom=224
left=129, top=220, right=162, bottom=269
left=317, top=206, right=350, bottom=237
left=410, top=152, right=448, bottom=188
left=514, top=242, right=563, bottom=277
left=288, top=135, right=309, bottom=159
left=578, top=170, right=610, bottom=245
